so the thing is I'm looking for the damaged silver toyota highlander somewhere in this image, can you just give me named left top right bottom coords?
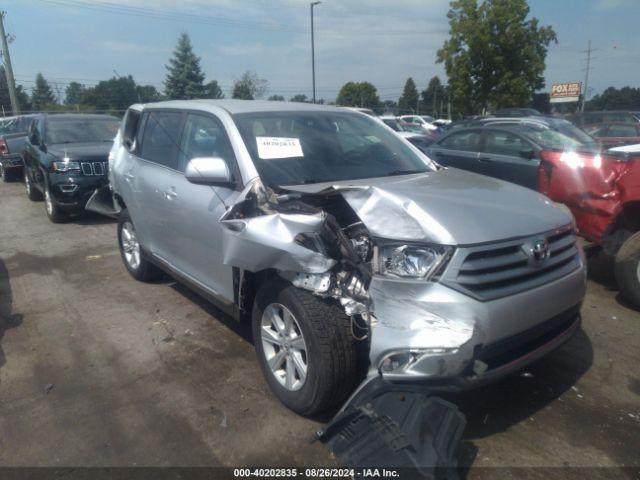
left=105, top=100, right=586, bottom=415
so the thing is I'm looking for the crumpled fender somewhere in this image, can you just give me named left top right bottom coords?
left=540, top=151, right=640, bottom=242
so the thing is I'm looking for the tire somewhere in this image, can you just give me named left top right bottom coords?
left=614, top=231, right=640, bottom=308
left=44, top=184, right=67, bottom=223
left=117, top=209, right=161, bottom=282
left=0, top=164, right=10, bottom=182
left=24, top=171, right=43, bottom=201
left=252, top=280, right=358, bottom=415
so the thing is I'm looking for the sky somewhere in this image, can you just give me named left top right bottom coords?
left=3, top=0, right=640, bottom=103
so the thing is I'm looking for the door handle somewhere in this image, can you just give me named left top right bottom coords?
left=124, top=172, right=135, bottom=181
left=164, top=187, right=178, bottom=200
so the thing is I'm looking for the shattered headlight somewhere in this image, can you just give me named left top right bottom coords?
left=377, top=244, right=452, bottom=280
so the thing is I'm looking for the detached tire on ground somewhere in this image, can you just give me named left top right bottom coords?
left=252, top=281, right=358, bottom=416
left=615, top=231, right=640, bottom=309
left=117, top=209, right=161, bottom=282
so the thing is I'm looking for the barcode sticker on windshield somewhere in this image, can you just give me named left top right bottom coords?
left=256, top=137, right=303, bottom=159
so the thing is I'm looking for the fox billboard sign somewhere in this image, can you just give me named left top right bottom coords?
left=550, top=82, right=582, bottom=103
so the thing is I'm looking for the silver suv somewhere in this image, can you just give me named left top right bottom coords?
left=109, top=100, right=586, bottom=415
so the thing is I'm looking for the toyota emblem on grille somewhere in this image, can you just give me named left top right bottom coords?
left=530, top=239, right=550, bottom=265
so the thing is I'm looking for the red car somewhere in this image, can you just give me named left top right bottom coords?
left=538, top=148, right=640, bottom=306
left=583, top=122, right=640, bottom=148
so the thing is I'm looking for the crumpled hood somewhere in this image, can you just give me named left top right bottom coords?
left=282, top=168, right=572, bottom=245
left=48, top=142, right=112, bottom=160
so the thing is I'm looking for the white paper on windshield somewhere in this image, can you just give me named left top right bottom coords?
left=256, top=137, right=304, bottom=159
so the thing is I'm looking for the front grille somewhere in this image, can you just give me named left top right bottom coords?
left=442, top=227, right=581, bottom=301
left=80, top=162, right=108, bottom=176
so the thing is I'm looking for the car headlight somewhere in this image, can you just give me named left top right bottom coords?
left=52, top=160, right=80, bottom=173
left=377, top=243, right=452, bottom=279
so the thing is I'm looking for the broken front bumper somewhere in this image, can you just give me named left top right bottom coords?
left=367, top=260, right=586, bottom=388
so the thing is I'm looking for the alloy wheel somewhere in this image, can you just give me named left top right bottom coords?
left=45, top=189, right=53, bottom=215
left=260, top=303, right=308, bottom=391
left=121, top=221, right=141, bottom=270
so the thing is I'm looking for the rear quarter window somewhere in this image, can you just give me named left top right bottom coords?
left=138, top=110, right=184, bottom=169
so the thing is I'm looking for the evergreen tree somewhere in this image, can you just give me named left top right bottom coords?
left=398, top=77, right=419, bottom=114
left=164, top=33, right=205, bottom=99
left=31, top=73, right=57, bottom=110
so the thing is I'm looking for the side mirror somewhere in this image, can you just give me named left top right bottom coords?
left=519, top=149, right=536, bottom=160
left=185, top=157, right=233, bottom=186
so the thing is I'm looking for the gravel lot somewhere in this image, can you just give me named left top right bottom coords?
left=0, top=179, right=638, bottom=477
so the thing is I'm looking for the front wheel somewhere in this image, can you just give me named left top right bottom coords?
left=44, top=185, right=67, bottom=223
left=615, top=231, right=640, bottom=309
left=252, top=281, right=358, bottom=415
left=117, top=209, right=161, bottom=282
left=25, top=172, right=43, bottom=201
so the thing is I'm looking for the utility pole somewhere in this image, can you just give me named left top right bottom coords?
left=0, top=11, right=20, bottom=115
left=310, top=1, right=321, bottom=104
left=581, top=40, right=595, bottom=112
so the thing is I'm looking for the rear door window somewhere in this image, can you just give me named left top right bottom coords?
left=483, top=131, right=531, bottom=156
left=438, top=131, right=482, bottom=152
left=138, top=110, right=184, bottom=169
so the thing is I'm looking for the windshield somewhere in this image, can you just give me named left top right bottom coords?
left=234, top=111, right=435, bottom=186
left=45, top=117, right=120, bottom=144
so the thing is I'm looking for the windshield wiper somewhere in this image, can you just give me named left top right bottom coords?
left=385, top=169, right=426, bottom=177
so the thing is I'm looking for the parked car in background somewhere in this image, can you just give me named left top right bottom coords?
left=494, top=108, right=543, bottom=117
left=538, top=144, right=640, bottom=307
left=109, top=100, right=585, bottom=415
left=583, top=122, right=640, bottom=148
left=0, top=114, right=37, bottom=182
left=450, top=116, right=597, bottom=147
left=432, top=119, right=452, bottom=127
left=425, top=122, right=595, bottom=190
left=399, top=114, right=438, bottom=131
left=22, top=113, right=120, bottom=222
left=567, top=110, right=640, bottom=128
left=342, top=107, right=376, bottom=116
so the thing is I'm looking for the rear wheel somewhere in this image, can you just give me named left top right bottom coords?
left=44, top=185, right=67, bottom=223
left=615, top=231, right=640, bottom=308
left=117, top=209, right=161, bottom=282
left=252, top=281, right=358, bottom=415
left=24, top=172, right=43, bottom=201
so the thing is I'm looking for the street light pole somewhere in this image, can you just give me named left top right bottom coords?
left=310, top=1, right=321, bottom=104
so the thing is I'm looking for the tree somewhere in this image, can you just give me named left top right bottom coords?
left=531, top=92, right=551, bottom=114
left=437, top=0, right=556, bottom=115
left=335, top=82, right=380, bottom=110
left=164, top=33, right=206, bottom=100
left=268, top=94, right=285, bottom=101
left=232, top=71, right=268, bottom=100
left=0, top=66, right=30, bottom=113
left=136, top=84, right=161, bottom=103
left=398, top=77, right=419, bottom=114
left=64, top=82, right=87, bottom=106
left=289, top=94, right=309, bottom=103
left=203, top=80, right=224, bottom=99
left=420, top=76, right=447, bottom=116
left=82, top=76, right=138, bottom=112
left=587, top=87, right=640, bottom=111
left=31, top=73, right=57, bottom=110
